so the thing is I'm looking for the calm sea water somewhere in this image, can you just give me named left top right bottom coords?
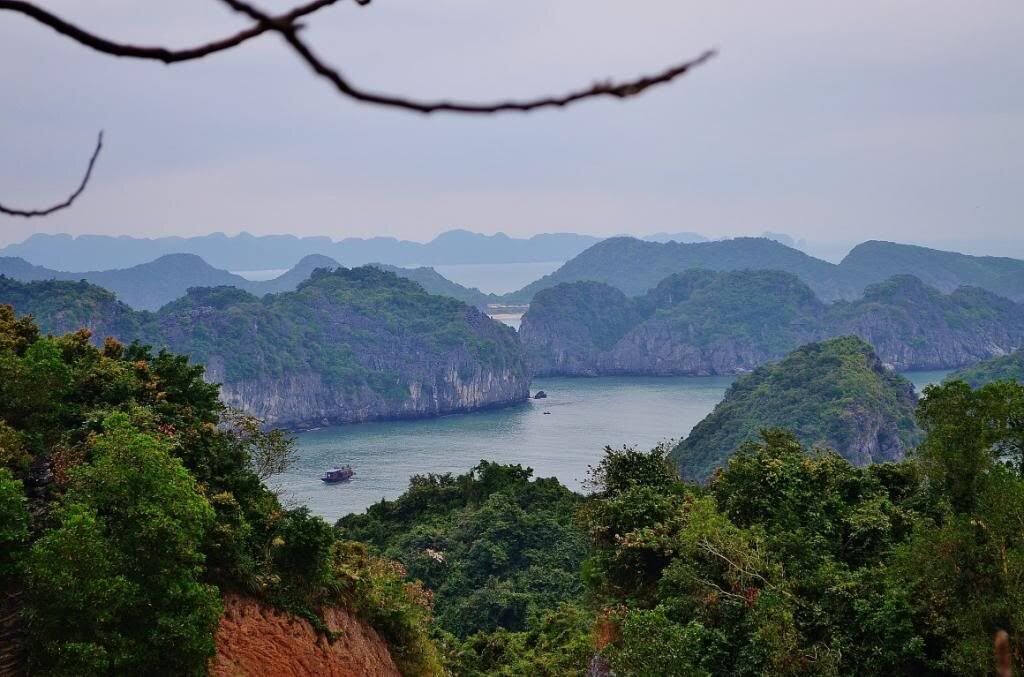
left=277, top=370, right=950, bottom=522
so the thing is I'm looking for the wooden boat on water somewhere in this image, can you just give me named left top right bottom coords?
left=321, top=466, right=355, bottom=483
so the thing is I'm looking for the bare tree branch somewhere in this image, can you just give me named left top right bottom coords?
left=0, top=0, right=713, bottom=217
left=0, top=131, right=103, bottom=218
left=0, top=0, right=347, bottom=63
left=221, top=0, right=716, bottom=114
left=0, top=0, right=714, bottom=114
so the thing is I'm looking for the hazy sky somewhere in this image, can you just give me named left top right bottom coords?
left=1, top=1, right=1022, bottom=254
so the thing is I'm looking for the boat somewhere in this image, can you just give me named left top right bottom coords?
left=320, top=465, right=355, bottom=483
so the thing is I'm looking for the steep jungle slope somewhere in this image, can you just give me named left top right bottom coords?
left=0, top=309, right=442, bottom=676
left=671, top=337, right=920, bottom=481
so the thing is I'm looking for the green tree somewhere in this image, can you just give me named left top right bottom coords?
left=23, top=413, right=221, bottom=677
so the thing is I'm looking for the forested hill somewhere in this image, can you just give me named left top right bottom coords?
left=508, top=236, right=858, bottom=302
left=841, top=240, right=1024, bottom=301
left=672, top=336, right=920, bottom=481
left=521, top=271, right=1024, bottom=375
left=947, top=349, right=1024, bottom=387
left=507, top=236, right=1024, bottom=303
left=0, top=309, right=442, bottom=676
left=0, top=267, right=529, bottom=429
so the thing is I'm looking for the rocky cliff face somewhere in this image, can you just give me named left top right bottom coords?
left=211, top=595, right=400, bottom=677
left=828, top=279, right=1024, bottom=371
left=0, top=269, right=531, bottom=429
left=522, top=273, right=1024, bottom=377
left=597, top=321, right=796, bottom=376
left=209, top=357, right=529, bottom=429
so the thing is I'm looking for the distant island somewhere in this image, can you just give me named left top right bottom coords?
left=0, top=230, right=608, bottom=272
left=672, top=336, right=920, bottom=481
left=0, top=267, right=529, bottom=429
left=509, top=237, right=1024, bottom=303
left=521, top=270, right=1024, bottom=375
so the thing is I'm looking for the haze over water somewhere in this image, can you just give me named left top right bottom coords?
left=280, top=371, right=949, bottom=522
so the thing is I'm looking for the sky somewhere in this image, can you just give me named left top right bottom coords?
left=1, top=1, right=1022, bottom=256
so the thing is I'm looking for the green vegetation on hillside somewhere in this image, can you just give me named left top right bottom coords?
left=673, top=337, right=919, bottom=481
left=0, top=267, right=528, bottom=427
left=510, top=236, right=1024, bottom=303
left=841, top=240, right=1024, bottom=301
left=7, top=302, right=1024, bottom=675
left=329, top=377, right=1024, bottom=675
left=0, top=308, right=441, bottom=676
left=337, top=462, right=591, bottom=675
left=948, top=349, right=1024, bottom=388
left=510, top=236, right=857, bottom=302
left=648, top=269, right=823, bottom=354
left=577, top=380, right=1024, bottom=675
left=522, top=270, right=1024, bottom=375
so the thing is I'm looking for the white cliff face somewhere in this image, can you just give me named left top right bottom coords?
left=215, top=362, right=530, bottom=429
left=141, top=270, right=534, bottom=429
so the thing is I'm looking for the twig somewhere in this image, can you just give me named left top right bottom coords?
left=0, top=131, right=103, bottom=218
left=0, top=0, right=347, bottom=63
left=221, top=0, right=716, bottom=115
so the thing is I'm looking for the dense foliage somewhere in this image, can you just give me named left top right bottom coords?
left=337, top=462, right=591, bottom=675
left=0, top=307, right=441, bottom=676
left=673, top=337, right=920, bottom=481
left=576, top=378, right=1024, bottom=675
left=948, top=349, right=1024, bottom=387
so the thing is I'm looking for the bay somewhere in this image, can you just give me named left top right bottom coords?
left=277, top=370, right=950, bottom=523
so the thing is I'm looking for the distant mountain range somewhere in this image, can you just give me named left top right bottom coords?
left=510, top=237, right=1024, bottom=303
left=520, top=270, right=1024, bottom=375
left=0, top=268, right=529, bottom=429
left=0, top=230, right=608, bottom=272
left=0, top=230, right=730, bottom=272
left=5, top=235, right=1023, bottom=315
left=0, top=253, right=493, bottom=311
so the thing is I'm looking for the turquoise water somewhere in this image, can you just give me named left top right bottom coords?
left=278, top=370, right=950, bottom=522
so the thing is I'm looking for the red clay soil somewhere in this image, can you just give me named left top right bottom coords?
left=211, top=594, right=401, bottom=677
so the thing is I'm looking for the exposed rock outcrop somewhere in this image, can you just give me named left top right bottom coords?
left=212, top=361, right=529, bottom=429
left=211, top=595, right=400, bottom=677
